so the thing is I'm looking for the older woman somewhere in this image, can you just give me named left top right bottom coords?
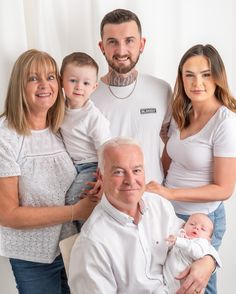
left=147, top=44, right=236, bottom=294
left=0, top=49, right=98, bottom=293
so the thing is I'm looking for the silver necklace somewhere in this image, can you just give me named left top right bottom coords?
left=108, top=75, right=138, bottom=100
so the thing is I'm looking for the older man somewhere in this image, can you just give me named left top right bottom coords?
left=68, top=137, right=216, bottom=294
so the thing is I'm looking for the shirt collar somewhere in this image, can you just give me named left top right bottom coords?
left=101, top=194, right=147, bottom=226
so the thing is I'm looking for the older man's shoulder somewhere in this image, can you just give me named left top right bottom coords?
left=143, top=191, right=173, bottom=211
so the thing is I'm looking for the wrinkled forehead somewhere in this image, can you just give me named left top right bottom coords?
left=105, top=144, right=144, bottom=167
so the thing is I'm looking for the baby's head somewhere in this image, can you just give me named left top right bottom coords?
left=184, top=213, right=213, bottom=240
left=60, top=52, right=98, bottom=108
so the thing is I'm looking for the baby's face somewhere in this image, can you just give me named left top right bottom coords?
left=184, top=214, right=213, bottom=240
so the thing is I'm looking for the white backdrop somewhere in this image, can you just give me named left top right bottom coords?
left=0, top=0, right=235, bottom=293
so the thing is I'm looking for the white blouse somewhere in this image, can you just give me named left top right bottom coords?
left=0, top=117, right=76, bottom=263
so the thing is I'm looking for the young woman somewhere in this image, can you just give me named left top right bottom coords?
left=147, top=44, right=236, bottom=294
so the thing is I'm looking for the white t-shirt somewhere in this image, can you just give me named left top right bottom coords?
left=60, top=100, right=111, bottom=164
left=0, top=117, right=76, bottom=263
left=69, top=193, right=183, bottom=294
left=91, top=73, right=172, bottom=182
left=165, top=106, right=236, bottom=214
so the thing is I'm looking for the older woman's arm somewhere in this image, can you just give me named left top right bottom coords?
left=0, top=176, right=97, bottom=229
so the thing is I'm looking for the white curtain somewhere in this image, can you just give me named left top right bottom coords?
left=0, top=0, right=235, bottom=293
left=1, top=0, right=235, bottom=110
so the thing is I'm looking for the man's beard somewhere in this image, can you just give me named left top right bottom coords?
left=106, top=54, right=140, bottom=74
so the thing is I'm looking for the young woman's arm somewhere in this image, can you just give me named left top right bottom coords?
left=146, top=157, right=236, bottom=202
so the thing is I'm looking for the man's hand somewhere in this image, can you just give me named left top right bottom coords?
left=176, top=256, right=215, bottom=294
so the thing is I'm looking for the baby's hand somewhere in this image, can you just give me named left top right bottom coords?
left=166, top=235, right=177, bottom=245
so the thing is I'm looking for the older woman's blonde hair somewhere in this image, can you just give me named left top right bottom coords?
left=1, top=49, right=65, bottom=135
left=172, top=44, right=236, bottom=130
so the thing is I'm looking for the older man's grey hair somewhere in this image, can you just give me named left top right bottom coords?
left=98, top=137, right=141, bottom=174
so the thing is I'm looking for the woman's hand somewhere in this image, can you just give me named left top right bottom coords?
left=74, top=197, right=98, bottom=221
left=146, top=181, right=162, bottom=194
left=84, top=178, right=103, bottom=203
left=176, top=256, right=215, bottom=294
left=146, top=181, right=172, bottom=200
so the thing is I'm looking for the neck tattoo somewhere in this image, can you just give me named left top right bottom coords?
left=108, top=71, right=138, bottom=100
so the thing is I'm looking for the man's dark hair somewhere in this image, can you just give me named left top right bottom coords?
left=100, top=9, right=142, bottom=37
